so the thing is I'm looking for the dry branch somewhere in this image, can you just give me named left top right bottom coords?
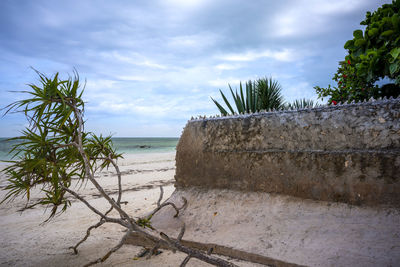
left=83, top=230, right=132, bottom=267
left=180, top=255, right=192, bottom=267
left=147, top=187, right=188, bottom=219
left=69, top=206, right=114, bottom=254
left=177, top=223, right=186, bottom=241
left=146, top=242, right=161, bottom=259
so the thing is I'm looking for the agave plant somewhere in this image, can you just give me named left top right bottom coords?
left=211, top=77, right=284, bottom=116
left=285, top=98, right=320, bottom=110
left=211, top=80, right=257, bottom=115
left=257, top=78, right=284, bottom=111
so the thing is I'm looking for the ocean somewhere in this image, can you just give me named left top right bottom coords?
left=0, top=137, right=179, bottom=161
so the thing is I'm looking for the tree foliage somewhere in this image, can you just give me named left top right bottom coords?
left=315, top=0, right=400, bottom=103
left=1, top=70, right=122, bottom=220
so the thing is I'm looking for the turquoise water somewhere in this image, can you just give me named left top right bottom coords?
left=0, top=137, right=179, bottom=160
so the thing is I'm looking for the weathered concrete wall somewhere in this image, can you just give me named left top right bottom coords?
left=175, top=98, right=400, bottom=207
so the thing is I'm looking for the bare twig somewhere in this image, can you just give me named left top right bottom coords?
left=157, top=186, right=164, bottom=207
left=135, top=248, right=150, bottom=258
left=89, top=155, right=124, bottom=207
left=69, top=206, right=114, bottom=254
left=177, top=223, right=186, bottom=241
left=147, top=196, right=188, bottom=219
left=108, top=156, right=123, bottom=206
left=160, top=232, right=177, bottom=253
left=83, top=230, right=132, bottom=267
left=146, top=241, right=161, bottom=259
left=180, top=255, right=192, bottom=267
left=61, top=185, right=128, bottom=228
left=70, top=220, right=106, bottom=254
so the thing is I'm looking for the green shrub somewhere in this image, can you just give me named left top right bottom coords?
left=315, top=0, right=400, bottom=104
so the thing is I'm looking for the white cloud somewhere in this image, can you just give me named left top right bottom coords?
left=85, top=79, right=118, bottom=90
left=208, top=78, right=242, bottom=87
left=282, top=81, right=320, bottom=103
left=162, top=0, right=211, bottom=10
left=116, top=75, right=150, bottom=82
left=270, top=0, right=365, bottom=38
left=214, top=63, right=242, bottom=70
left=312, top=0, right=364, bottom=15
left=218, top=49, right=297, bottom=62
left=167, top=32, right=219, bottom=49
left=99, top=51, right=167, bottom=69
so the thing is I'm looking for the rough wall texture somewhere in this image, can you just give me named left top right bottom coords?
left=175, top=98, right=400, bottom=207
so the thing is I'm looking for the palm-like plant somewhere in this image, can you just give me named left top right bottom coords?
left=257, top=78, right=284, bottom=111
left=1, top=69, right=122, bottom=219
left=285, top=98, right=320, bottom=110
left=211, top=80, right=258, bottom=115
left=211, top=77, right=284, bottom=116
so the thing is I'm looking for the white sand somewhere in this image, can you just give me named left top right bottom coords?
left=152, top=188, right=400, bottom=267
left=0, top=153, right=260, bottom=267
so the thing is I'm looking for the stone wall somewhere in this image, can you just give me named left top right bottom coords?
left=175, top=98, right=400, bottom=207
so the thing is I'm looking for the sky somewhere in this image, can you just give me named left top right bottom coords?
left=0, top=0, right=391, bottom=137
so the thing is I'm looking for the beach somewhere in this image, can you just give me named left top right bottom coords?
left=0, top=152, right=174, bottom=266
left=0, top=152, right=259, bottom=267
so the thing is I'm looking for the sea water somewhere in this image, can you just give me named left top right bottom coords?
left=0, top=137, right=179, bottom=161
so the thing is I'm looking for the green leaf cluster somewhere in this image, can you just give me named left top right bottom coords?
left=211, top=77, right=284, bottom=115
left=211, top=77, right=318, bottom=115
left=136, top=217, right=154, bottom=230
left=285, top=98, right=319, bottom=110
left=1, top=70, right=122, bottom=221
left=315, top=0, right=400, bottom=103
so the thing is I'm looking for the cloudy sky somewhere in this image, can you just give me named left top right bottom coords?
left=0, top=0, right=390, bottom=137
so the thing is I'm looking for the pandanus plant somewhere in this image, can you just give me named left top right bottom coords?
left=1, top=69, right=237, bottom=267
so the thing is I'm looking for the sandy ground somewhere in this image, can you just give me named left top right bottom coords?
left=0, top=152, right=259, bottom=267
left=151, top=188, right=400, bottom=267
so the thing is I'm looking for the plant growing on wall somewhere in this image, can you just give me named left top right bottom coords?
left=211, top=77, right=318, bottom=116
left=285, top=98, right=319, bottom=110
left=315, top=0, right=400, bottom=104
left=211, top=77, right=284, bottom=115
left=1, top=70, right=237, bottom=267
